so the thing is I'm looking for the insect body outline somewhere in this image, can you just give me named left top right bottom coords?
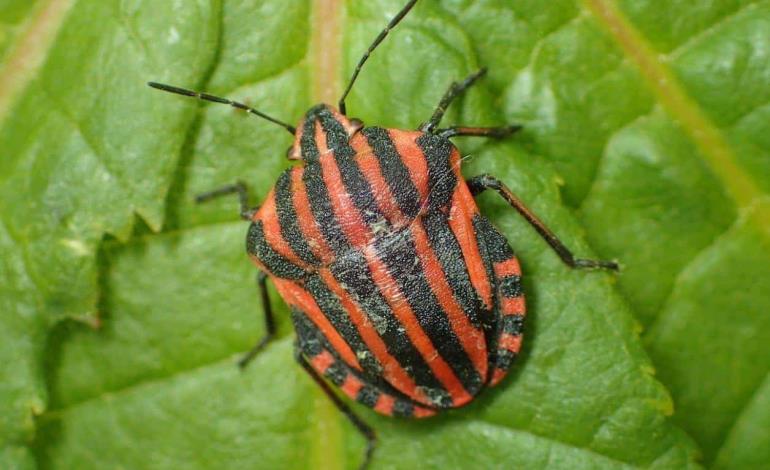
left=148, top=0, right=618, bottom=467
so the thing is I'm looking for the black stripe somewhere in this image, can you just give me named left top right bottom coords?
left=473, top=214, right=519, bottom=356
left=299, top=105, right=325, bottom=163
left=356, top=385, right=380, bottom=408
left=304, top=275, right=382, bottom=377
left=502, top=314, right=525, bottom=336
left=300, top=113, right=351, bottom=256
left=274, top=170, right=320, bottom=266
left=292, top=307, right=324, bottom=357
left=246, top=222, right=306, bottom=280
left=293, top=306, right=423, bottom=412
left=473, top=214, right=515, bottom=263
left=362, top=127, right=421, bottom=219
left=330, top=249, right=449, bottom=406
left=499, top=275, right=522, bottom=298
left=324, top=361, right=348, bottom=386
left=375, top=228, right=484, bottom=399
left=417, top=133, right=457, bottom=210
left=421, top=210, right=482, bottom=327
left=495, top=350, right=517, bottom=371
left=392, top=400, right=414, bottom=418
left=317, top=108, right=388, bottom=229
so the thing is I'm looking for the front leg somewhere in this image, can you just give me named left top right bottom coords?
left=195, top=180, right=257, bottom=220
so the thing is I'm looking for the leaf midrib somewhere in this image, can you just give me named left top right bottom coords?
left=308, top=1, right=345, bottom=469
left=582, top=0, right=765, bottom=211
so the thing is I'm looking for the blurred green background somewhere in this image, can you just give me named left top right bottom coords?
left=1, top=0, right=768, bottom=468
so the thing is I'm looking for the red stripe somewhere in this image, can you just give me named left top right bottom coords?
left=500, top=296, right=526, bottom=316
left=316, top=122, right=370, bottom=248
left=340, top=373, right=365, bottom=399
left=410, top=221, right=488, bottom=381
left=272, top=278, right=362, bottom=371
left=373, top=394, right=395, bottom=416
left=258, top=188, right=310, bottom=269
left=365, top=245, right=473, bottom=407
left=372, top=398, right=439, bottom=419
left=319, top=269, right=430, bottom=405
left=290, top=167, right=335, bottom=264
left=449, top=185, right=493, bottom=310
left=497, top=333, right=523, bottom=353
left=349, top=132, right=408, bottom=226
left=312, top=120, right=471, bottom=406
left=494, top=258, right=522, bottom=277
left=310, top=350, right=335, bottom=374
left=412, top=405, right=437, bottom=418
left=490, top=368, right=507, bottom=387
left=389, top=130, right=430, bottom=203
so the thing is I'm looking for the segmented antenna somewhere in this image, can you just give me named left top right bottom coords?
left=338, top=0, right=418, bottom=115
left=148, top=82, right=296, bottom=134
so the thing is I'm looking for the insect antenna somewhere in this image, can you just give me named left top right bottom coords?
left=337, top=0, right=418, bottom=115
left=147, top=82, right=296, bottom=134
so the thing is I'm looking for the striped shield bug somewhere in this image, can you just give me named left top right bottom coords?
left=148, top=0, right=618, bottom=467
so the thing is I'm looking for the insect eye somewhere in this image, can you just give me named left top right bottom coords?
left=348, top=118, right=364, bottom=136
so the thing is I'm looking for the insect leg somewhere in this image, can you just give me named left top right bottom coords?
left=473, top=215, right=526, bottom=387
left=437, top=125, right=521, bottom=139
left=195, top=180, right=257, bottom=220
left=466, top=174, right=619, bottom=270
left=420, top=68, right=487, bottom=132
left=238, top=272, right=276, bottom=368
left=295, top=349, right=377, bottom=470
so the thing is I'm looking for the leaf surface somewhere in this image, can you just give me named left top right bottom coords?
left=444, top=0, right=770, bottom=467
left=3, top=0, right=767, bottom=468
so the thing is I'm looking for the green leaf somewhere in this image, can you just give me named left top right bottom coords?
left=646, top=203, right=770, bottom=468
left=4, top=0, right=766, bottom=468
left=444, top=0, right=770, bottom=467
left=0, top=0, right=220, bottom=448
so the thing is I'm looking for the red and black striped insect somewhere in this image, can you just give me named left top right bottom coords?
left=149, top=0, right=617, bottom=467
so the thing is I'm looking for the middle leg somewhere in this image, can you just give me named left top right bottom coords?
left=291, top=306, right=435, bottom=468
left=238, top=271, right=277, bottom=368
left=195, top=180, right=257, bottom=220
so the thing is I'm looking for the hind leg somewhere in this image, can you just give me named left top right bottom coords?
left=467, top=174, right=619, bottom=270
left=291, top=306, right=435, bottom=469
left=295, top=349, right=378, bottom=470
